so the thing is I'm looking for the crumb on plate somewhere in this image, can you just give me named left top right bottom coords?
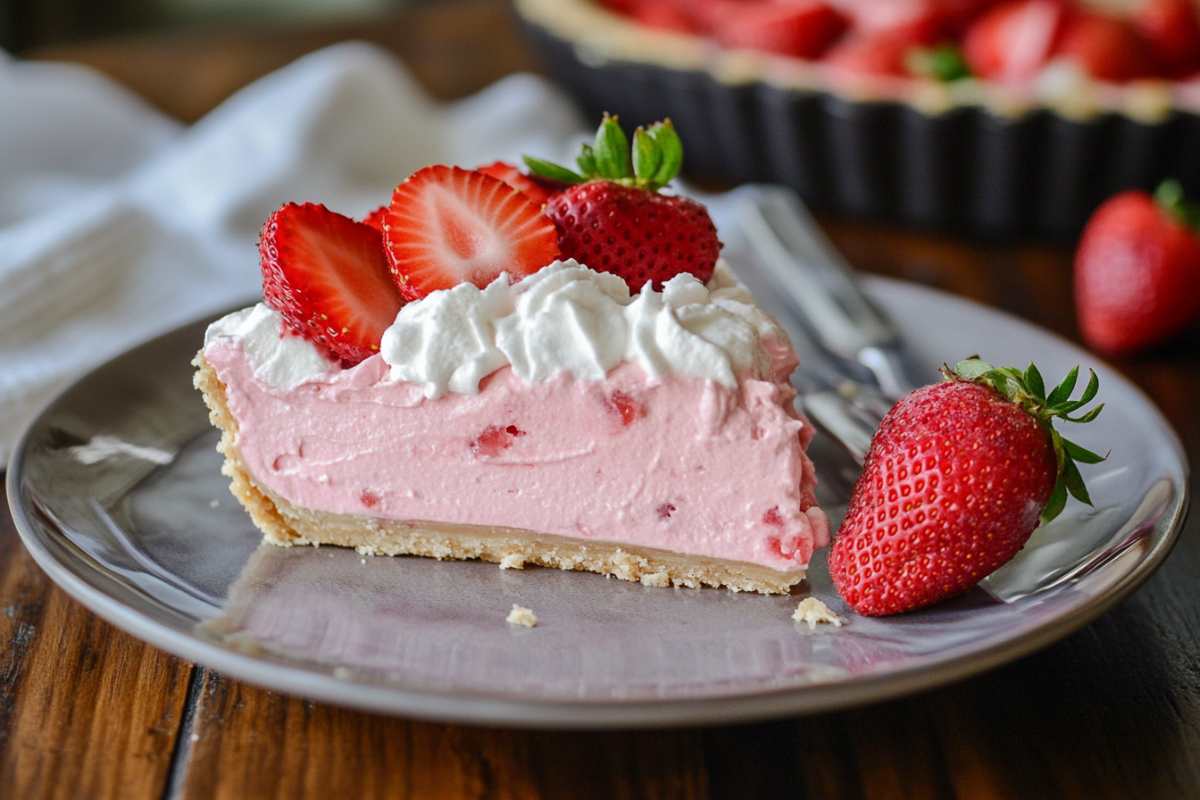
left=792, top=597, right=845, bottom=630
left=506, top=604, right=538, bottom=628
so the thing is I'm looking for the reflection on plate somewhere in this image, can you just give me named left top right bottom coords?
left=8, top=276, right=1188, bottom=728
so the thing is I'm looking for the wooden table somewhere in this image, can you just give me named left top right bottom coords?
left=5, top=2, right=1199, bottom=796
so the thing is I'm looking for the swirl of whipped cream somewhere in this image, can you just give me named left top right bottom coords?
left=205, top=304, right=334, bottom=389
left=379, top=259, right=791, bottom=398
left=380, top=276, right=513, bottom=396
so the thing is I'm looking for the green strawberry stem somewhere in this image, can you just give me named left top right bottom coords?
left=945, top=357, right=1107, bottom=524
left=1154, top=180, right=1200, bottom=231
left=905, top=45, right=972, bottom=82
left=523, top=113, right=684, bottom=191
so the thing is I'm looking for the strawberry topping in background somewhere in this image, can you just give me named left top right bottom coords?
left=600, top=0, right=1200, bottom=85
left=709, top=1, right=850, bottom=59
left=523, top=114, right=722, bottom=288
left=1075, top=181, right=1200, bottom=357
left=630, top=0, right=702, bottom=33
left=830, top=358, right=1105, bottom=616
left=833, top=0, right=949, bottom=37
left=259, top=203, right=404, bottom=366
left=1054, top=11, right=1150, bottom=83
left=1134, top=0, right=1200, bottom=78
left=825, top=29, right=929, bottom=78
left=962, top=0, right=1066, bottom=81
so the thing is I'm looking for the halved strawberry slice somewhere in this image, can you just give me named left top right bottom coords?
left=477, top=160, right=557, bottom=207
left=362, top=205, right=387, bottom=231
left=260, top=202, right=404, bottom=367
left=382, top=165, right=561, bottom=300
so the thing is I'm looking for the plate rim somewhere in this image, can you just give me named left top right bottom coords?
left=7, top=276, right=1191, bottom=729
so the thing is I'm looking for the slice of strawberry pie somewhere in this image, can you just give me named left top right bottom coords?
left=195, top=117, right=829, bottom=594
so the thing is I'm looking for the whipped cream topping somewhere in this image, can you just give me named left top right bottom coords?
left=204, top=261, right=791, bottom=396
left=204, top=304, right=335, bottom=389
left=380, top=259, right=788, bottom=399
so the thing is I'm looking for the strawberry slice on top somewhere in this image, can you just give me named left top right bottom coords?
left=361, top=205, right=387, bottom=231
left=260, top=202, right=404, bottom=367
left=382, top=165, right=561, bottom=301
left=476, top=160, right=558, bottom=207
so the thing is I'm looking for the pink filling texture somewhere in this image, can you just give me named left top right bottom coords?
left=204, top=341, right=829, bottom=572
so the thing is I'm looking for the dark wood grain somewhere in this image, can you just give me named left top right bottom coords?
left=0, top=487, right=192, bottom=797
left=5, top=1, right=1199, bottom=797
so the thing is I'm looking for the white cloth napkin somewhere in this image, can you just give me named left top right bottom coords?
left=0, top=43, right=590, bottom=461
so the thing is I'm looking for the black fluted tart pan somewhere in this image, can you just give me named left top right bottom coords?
left=515, top=0, right=1200, bottom=239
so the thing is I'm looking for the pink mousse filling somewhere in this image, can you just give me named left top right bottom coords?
left=204, top=341, right=830, bottom=572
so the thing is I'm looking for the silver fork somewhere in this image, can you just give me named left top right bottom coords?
left=711, top=187, right=926, bottom=462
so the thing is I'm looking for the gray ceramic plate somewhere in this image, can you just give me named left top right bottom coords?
left=7, top=277, right=1188, bottom=728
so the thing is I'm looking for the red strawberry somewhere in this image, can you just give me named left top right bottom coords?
left=931, top=0, right=1004, bottom=34
left=833, top=0, right=949, bottom=40
left=1134, top=0, right=1200, bottom=78
left=477, top=160, right=557, bottom=207
left=1075, top=181, right=1200, bottom=356
left=631, top=0, right=702, bottom=33
left=524, top=115, right=721, bottom=288
left=1054, top=12, right=1150, bottom=82
left=830, top=359, right=1105, bottom=616
left=597, top=0, right=639, bottom=13
left=362, top=206, right=387, bottom=231
left=547, top=183, right=720, bottom=288
left=259, top=203, right=404, bottom=366
left=382, top=165, right=561, bottom=301
left=710, top=1, right=849, bottom=59
left=963, top=0, right=1067, bottom=81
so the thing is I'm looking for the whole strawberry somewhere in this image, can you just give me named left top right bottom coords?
left=524, top=115, right=721, bottom=288
left=1075, top=180, right=1200, bottom=357
left=830, top=359, right=1106, bottom=616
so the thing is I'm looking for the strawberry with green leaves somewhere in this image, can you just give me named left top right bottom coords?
left=830, top=358, right=1106, bottom=616
left=524, top=115, right=722, bottom=288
